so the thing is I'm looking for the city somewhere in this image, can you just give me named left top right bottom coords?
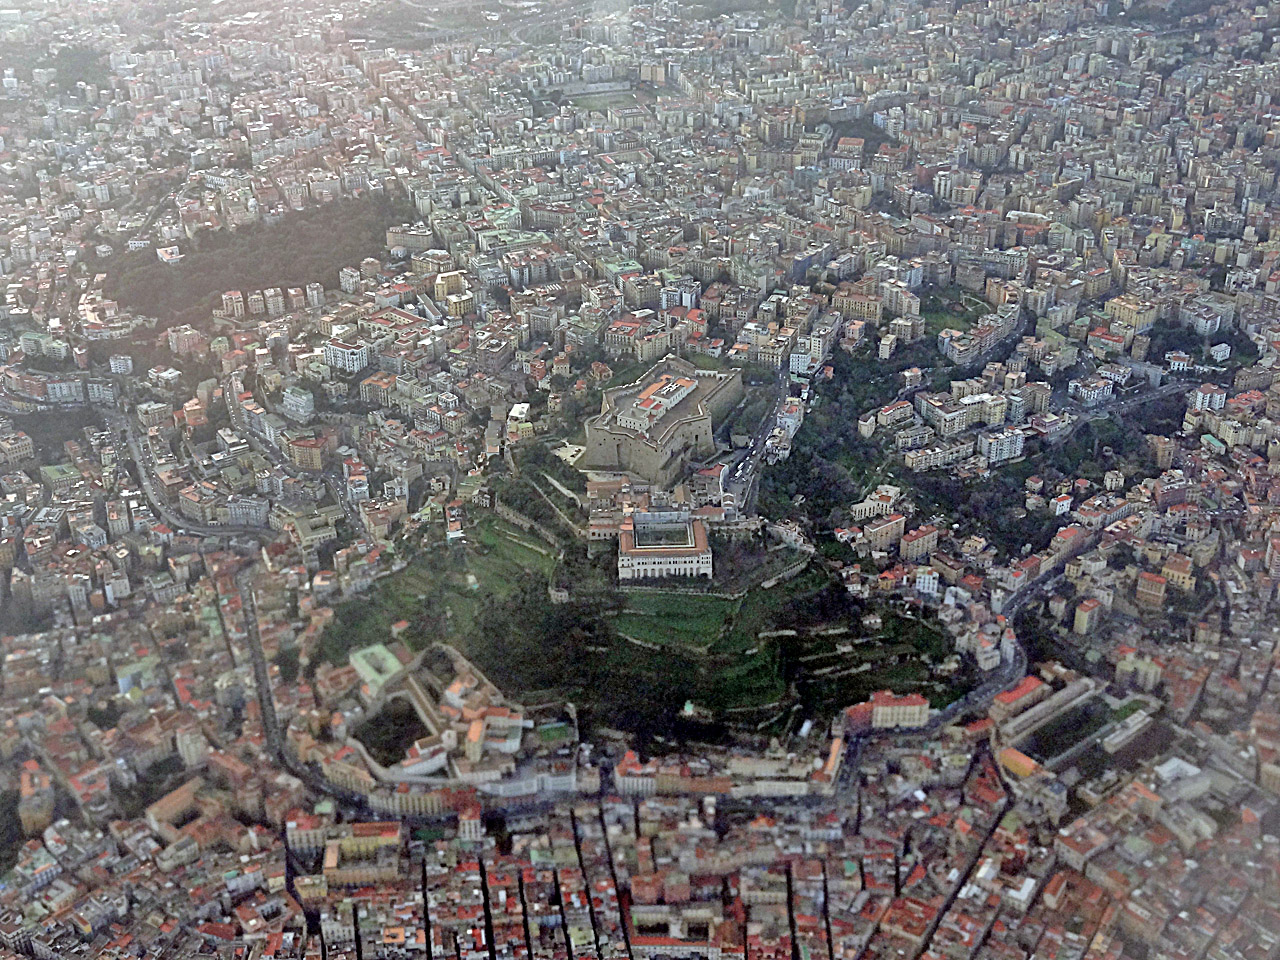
left=0, top=0, right=1277, bottom=955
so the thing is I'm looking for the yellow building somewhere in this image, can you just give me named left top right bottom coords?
left=321, top=822, right=404, bottom=887
left=1160, top=554, right=1195, bottom=592
left=446, top=291, right=474, bottom=317
left=1135, top=571, right=1168, bottom=610
left=1074, top=597, right=1101, bottom=635
left=288, top=436, right=326, bottom=471
left=1104, top=294, right=1157, bottom=331
left=864, top=512, right=906, bottom=551
left=900, top=524, right=939, bottom=561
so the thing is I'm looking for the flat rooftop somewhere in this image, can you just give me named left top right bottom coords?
left=633, top=523, right=695, bottom=548
left=620, top=519, right=709, bottom=557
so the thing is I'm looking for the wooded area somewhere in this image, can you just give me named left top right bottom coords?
left=0, top=43, right=109, bottom=87
left=102, top=196, right=416, bottom=327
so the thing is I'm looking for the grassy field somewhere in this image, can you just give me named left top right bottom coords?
left=316, top=516, right=554, bottom=666
left=615, top=569, right=829, bottom=655
left=568, top=91, right=643, bottom=112
left=469, top=520, right=556, bottom=597
left=603, top=358, right=649, bottom=389
left=615, top=593, right=738, bottom=650
left=607, top=579, right=811, bottom=713
left=882, top=611, right=950, bottom=658
left=923, top=311, right=971, bottom=336
left=318, top=524, right=964, bottom=737
left=716, top=568, right=828, bottom=654
left=689, top=354, right=728, bottom=371
left=706, top=649, right=788, bottom=712
left=611, top=572, right=963, bottom=717
left=921, top=289, right=988, bottom=336
left=1112, top=700, right=1146, bottom=722
left=316, top=575, right=423, bottom=665
left=319, top=519, right=801, bottom=737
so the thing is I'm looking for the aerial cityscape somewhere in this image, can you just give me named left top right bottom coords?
left=0, top=0, right=1278, bottom=955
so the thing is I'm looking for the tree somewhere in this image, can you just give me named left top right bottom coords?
left=99, top=194, right=417, bottom=328
left=273, top=646, right=301, bottom=684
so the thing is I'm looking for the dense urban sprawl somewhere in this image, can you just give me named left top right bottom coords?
left=0, top=0, right=1279, bottom=955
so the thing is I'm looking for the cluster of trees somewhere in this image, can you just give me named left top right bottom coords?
left=114, top=755, right=186, bottom=820
left=823, top=117, right=900, bottom=153
left=722, top=389, right=774, bottom=440
left=911, top=468, right=1064, bottom=559
left=759, top=313, right=1213, bottom=560
left=102, top=195, right=416, bottom=327
left=317, top=533, right=955, bottom=748
left=494, top=476, right=575, bottom=533
left=273, top=646, right=301, bottom=684
left=758, top=343, right=925, bottom=528
left=1146, top=319, right=1258, bottom=369
left=355, top=699, right=428, bottom=767
left=515, top=442, right=587, bottom=494
left=0, top=790, right=22, bottom=875
left=11, top=409, right=105, bottom=462
left=908, top=397, right=1188, bottom=560
left=682, top=0, right=796, bottom=24
left=777, top=605, right=966, bottom=714
left=86, top=700, right=125, bottom=731
left=0, top=42, right=108, bottom=88
left=707, top=531, right=771, bottom=577
left=469, top=578, right=764, bottom=749
left=1123, top=0, right=1217, bottom=26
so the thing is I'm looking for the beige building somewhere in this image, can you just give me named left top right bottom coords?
left=1074, top=597, right=1101, bottom=635
left=988, top=675, right=1050, bottom=723
left=864, top=513, right=907, bottom=552
left=1161, top=554, right=1195, bottom=591
left=584, top=356, right=743, bottom=488
left=844, top=690, right=930, bottom=731
left=618, top=518, right=713, bottom=581
left=1104, top=293, right=1157, bottom=331
left=17, top=762, right=54, bottom=835
left=321, top=822, right=404, bottom=887
left=1135, top=571, right=1168, bottom=609
left=900, top=524, right=939, bottom=561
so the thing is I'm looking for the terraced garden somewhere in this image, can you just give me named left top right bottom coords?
left=317, top=519, right=971, bottom=740
left=315, top=515, right=555, bottom=667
